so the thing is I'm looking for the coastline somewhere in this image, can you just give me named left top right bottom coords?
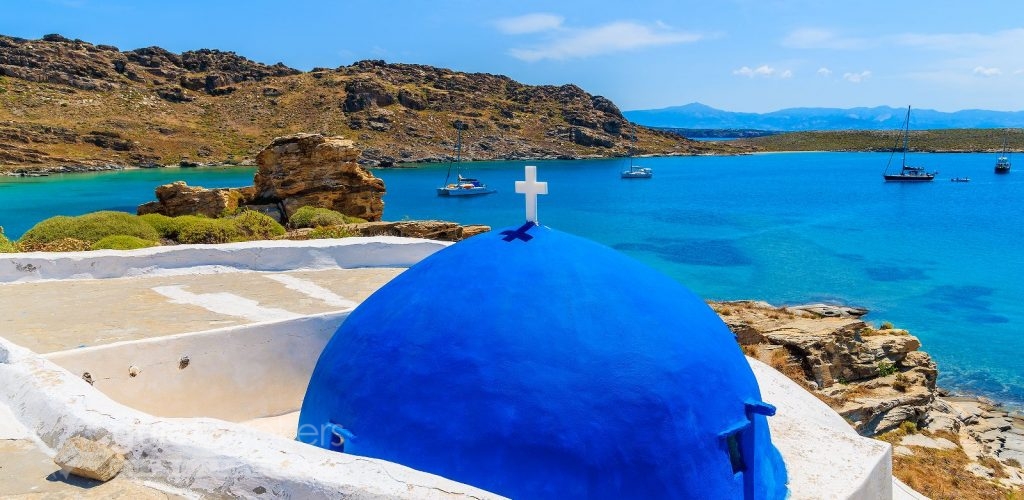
left=1, top=145, right=1005, bottom=176
left=713, top=299, right=1024, bottom=494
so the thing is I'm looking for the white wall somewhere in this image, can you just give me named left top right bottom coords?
left=0, top=337, right=504, bottom=499
left=750, top=357, right=894, bottom=499
left=46, top=312, right=347, bottom=421
left=0, top=237, right=449, bottom=282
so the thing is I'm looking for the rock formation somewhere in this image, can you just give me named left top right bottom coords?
left=712, top=300, right=1024, bottom=492
left=137, top=134, right=494, bottom=241
left=139, top=133, right=384, bottom=222
left=137, top=181, right=251, bottom=218
left=253, top=134, right=384, bottom=221
left=715, top=300, right=936, bottom=436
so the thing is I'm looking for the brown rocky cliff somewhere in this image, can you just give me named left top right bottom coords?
left=714, top=300, right=937, bottom=436
left=0, top=34, right=747, bottom=172
left=713, top=300, right=1024, bottom=493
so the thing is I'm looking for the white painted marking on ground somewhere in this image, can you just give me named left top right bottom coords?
left=264, top=274, right=358, bottom=309
left=151, top=285, right=302, bottom=322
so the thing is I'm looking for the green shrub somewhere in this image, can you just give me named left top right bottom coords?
left=877, top=360, right=898, bottom=377
left=0, top=232, right=16, bottom=253
left=175, top=216, right=239, bottom=244
left=289, top=206, right=365, bottom=228
left=231, top=211, right=285, bottom=240
left=307, top=226, right=356, bottom=239
left=91, top=235, right=159, bottom=250
left=138, top=213, right=180, bottom=239
left=19, top=211, right=159, bottom=249
left=880, top=321, right=894, bottom=330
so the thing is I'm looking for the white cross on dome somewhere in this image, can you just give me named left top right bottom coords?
left=514, top=165, right=548, bottom=224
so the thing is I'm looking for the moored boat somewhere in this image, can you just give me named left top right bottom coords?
left=995, top=136, right=1011, bottom=174
left=621, top=125, right=652, bottom=179
left=437, top=126, right=495, bottom=196
left=883, top=106, right=937, bottom=182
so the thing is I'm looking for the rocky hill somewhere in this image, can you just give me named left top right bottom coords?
left=0, top=34, right=743, bottom=172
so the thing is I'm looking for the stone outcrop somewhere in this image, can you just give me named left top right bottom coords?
left=253, top=134, right=384, bottom=221
left=53, top=435, right=126, bottom=482
left=137, top=181, right=251, bottom=218
left=713, top=300, right=937, bottom=436
left=138, top=134, right=385, bottom=222
left=715, top=300, right=1024, bottom=492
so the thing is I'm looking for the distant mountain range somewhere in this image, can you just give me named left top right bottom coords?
left=623, top=102, right=1024, bottom=131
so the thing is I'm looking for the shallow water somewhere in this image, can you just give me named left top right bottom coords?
left=3, top=152, right=1022, bottom=407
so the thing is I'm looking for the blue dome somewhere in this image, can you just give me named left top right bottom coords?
left=298, top=224, right=787, bottom=499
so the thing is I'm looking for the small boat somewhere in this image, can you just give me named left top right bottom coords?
left=995, top=135, right=1011, bottom=174
left=950, top=177, right=970, bottom=182
left=437, top=126, right=495, bottom=197
left=621, top=126, right=652, bottom=179
left=621, top=166, right=653, bottom=179
left=883, top=106, right=936, bottom=182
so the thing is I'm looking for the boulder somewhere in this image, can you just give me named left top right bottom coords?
left=53, top=435, right=125, bottom=482
left=254, top=134, right=385, bottom=221
left=136, top=181, right=250, bottom=218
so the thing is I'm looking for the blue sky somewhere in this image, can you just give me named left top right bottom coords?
left=3, top=0, right=1024, bottom=112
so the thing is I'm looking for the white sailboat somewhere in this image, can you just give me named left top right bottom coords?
left=882, top=106, right=936, bottom=182
left=437, top=127, right=495, bottom=196
left=621, top=126, right=652, bottom=179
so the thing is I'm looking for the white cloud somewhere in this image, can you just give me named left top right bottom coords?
left=842, top=70, right=871, bottom=83
left=733, top=65, right=791, bottom=79
left=973, top=66, right=1002, bottom=77
left=817, top=67, right=832, bottom=77
left=782, top=28, right=868, bottom=49
left=506, top=21, right=701, bottom=62
left=495, top=13, right=563, bottom=35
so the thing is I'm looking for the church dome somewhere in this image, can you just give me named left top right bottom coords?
left=298, top=223, right=787, bottom=499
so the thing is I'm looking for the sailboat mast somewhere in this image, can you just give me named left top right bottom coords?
left=901, top=106, right=910, bottom=167
left=630, top=125, right=636, bottom=168
left=456, top=127, right=462, bottom=164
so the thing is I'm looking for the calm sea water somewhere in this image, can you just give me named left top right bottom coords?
left=2, top=153, right=1022, bottom=408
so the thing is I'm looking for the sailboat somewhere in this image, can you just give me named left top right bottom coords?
left=995, top=135, right=1011, bottom=174
left=883, top=106, right=936, bottom=182
left=621, top=126, right=653, bottom=179
left=436, top=127, right=495, bottom=196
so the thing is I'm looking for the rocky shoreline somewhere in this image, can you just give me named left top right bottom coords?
left=711, top=300, right=1024, bottom=493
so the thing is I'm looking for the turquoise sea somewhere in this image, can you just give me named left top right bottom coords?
left=2, top=152, right=1023, bottom=409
